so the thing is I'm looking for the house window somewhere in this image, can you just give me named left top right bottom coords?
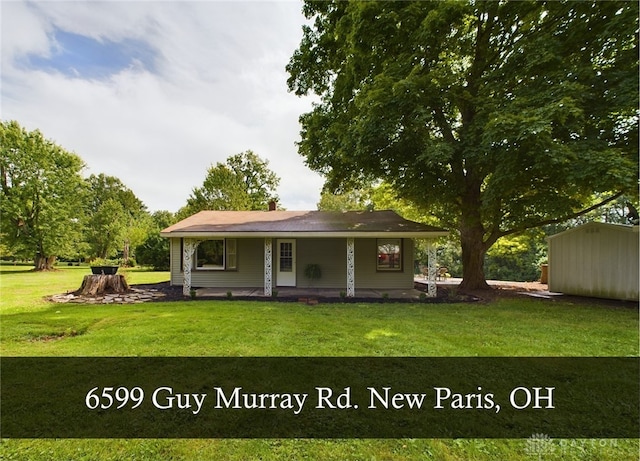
left=197, top=240, right=224, bottom=269
left=279, top=241, right=293, bottom=272
left=180, top=239, right=238, bottom=272
left=226, top=239, right=237, bottom=270
left=377, top=239, right=402, bottom=271
left=195, top=239, right=237, bottom=270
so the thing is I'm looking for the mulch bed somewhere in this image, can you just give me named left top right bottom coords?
left=130, top=282, right=184, bottom=301
left=457, top=283, right=638, bottom=309
left=130, top=281, right=477, bottom=304
left=112, top=281, right=637, bottom=308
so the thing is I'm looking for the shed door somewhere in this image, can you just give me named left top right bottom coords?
left=277, top=239, right=296, bottom=287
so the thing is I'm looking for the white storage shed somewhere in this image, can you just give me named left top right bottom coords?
left=547, top=222, right=639, bottom=301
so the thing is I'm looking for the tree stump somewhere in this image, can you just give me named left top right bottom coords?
left=77, top=275, right=129, bottom=296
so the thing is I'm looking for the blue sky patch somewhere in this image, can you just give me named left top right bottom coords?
left=26, top=29, right=158, bottom=79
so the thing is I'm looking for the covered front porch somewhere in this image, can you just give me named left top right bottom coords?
left=161, top=210, right=448, bottom=299
left=180, top=236, right=441, bottom=299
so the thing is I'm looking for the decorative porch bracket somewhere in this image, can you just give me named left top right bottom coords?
left=346, top=237, right=355, bottom=297
left=264, top=238, right=273, bottom=296
left=183, top=238, right=203, bottom=296
left=426, top=240, right=437, bottom=297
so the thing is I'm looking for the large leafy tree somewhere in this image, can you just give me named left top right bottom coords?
left=317, top=187, right=370, bottom=211
left=0, top=120, right=86, bottom=270
left=180, top=150, right=280, bottom=216
left=84, top=173, right=149, bottom=261
left=135, top=211, right=177, bottom=271
left=287, top=1, right=638, bottom=289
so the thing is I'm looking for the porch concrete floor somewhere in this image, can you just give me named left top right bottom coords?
left=195, top=278, right=550, bottom=300
left=195, top=286, right=426, bottom=300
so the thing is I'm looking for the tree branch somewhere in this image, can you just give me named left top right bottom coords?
left=433, top=107, right=457, bottom=145
left=497, top=191, right=626, bottom=240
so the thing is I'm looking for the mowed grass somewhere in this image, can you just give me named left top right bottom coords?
left=1, top=265, right=638, bottom=460
left=2, top=292, right=638, bottom=357
left=0, top=264, right=169, bottom=315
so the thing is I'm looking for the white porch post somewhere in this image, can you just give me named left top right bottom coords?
left=346, top=237, right=355, bottom=297
left=182, top=238, right=202, bottom=296
left=264, top=237, right=273, bottom=296
left=426, top=239, right=437, bottom=297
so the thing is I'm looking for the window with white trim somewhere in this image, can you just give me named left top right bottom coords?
left=195, top=239, right=237, bottom=270
left=226, top=238, right=237, bottom=270
left=377, top=239, right=402, bottom=271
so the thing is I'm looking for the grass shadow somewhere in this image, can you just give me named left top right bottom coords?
left=0, top=268, right=36, bottom=275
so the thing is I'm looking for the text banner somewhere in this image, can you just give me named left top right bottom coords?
left=1, top=357, right=637, bottom=438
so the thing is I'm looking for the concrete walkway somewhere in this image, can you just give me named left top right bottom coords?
left=414, top=276, right=560, bottom=299
left=196, top=286, right=426, bottom=300
left=415, top=275, right=547, bottom=289
left=197, top=277, right=552, bottom=299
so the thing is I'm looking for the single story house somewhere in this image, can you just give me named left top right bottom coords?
left=547, top=222, right=639, bottom=301
left=160, top=210, right=448, bottom=297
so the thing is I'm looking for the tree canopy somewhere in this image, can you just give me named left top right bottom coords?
left=84, top=173, right=149, bottom=261
left=0, top=120, right=86, bottom=270
left=180, top=150, right=280, bottom=216
left=135, top=211, right=177, bottom=271
left=288, top=0, right=638, bottom=288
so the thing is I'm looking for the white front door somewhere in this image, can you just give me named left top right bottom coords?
left=277, top=239, right=296, bottom=287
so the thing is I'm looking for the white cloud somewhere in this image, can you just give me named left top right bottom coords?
left=1, top=1, right=323, bottom=212
left=1, top=3, right=51, bottom=64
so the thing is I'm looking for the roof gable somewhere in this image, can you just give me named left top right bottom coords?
left=161, top=210, right=447, bottom=238
left=547, top=221, right=638, bottom=240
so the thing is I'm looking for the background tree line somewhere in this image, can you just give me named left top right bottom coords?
left=2, top=118, right=636, bottom=280
left=0, top=120, right=279, bottom=271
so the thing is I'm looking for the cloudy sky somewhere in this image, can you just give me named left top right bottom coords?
left=1, top=0, right=324, bottom=212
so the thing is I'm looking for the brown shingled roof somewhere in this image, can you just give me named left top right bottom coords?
left=161, top=210, right=447, bottom=238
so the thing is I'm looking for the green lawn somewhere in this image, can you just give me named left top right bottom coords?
left=1, top=265, right=638, bottom=460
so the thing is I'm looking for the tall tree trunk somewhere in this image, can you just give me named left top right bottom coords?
left=34, top=254, right=56, bottom=271
left=458, top=226, right=490, bottom=290
left=458, top=181, right=491, bottom=291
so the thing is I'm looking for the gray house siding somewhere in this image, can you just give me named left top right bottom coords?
left=548, top=223, right=639, bottom=301
left=288, top=238, right=414, bottom=289
left=354, top=238, right=414, bottom=290
left=295, top=238, right=347, bottom=288
left=170, top=237, right=415, bottom=290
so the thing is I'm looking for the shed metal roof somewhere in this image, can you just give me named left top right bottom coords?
left=546, top=221, right=639, bottom=240
left=161, top=210, right=448, bottom=238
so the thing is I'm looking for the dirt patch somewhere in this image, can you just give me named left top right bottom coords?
left=28, top=329, right=82, bottom=342
left=454, top=281, right=638, bottom=309
left=413, top=283, right=480, bottom=303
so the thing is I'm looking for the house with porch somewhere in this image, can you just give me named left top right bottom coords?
left=160, top=210, right=447, bottom=297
